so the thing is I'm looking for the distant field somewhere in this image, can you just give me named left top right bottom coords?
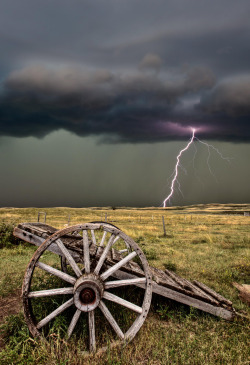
left=0, top=204, right=249, bottom=364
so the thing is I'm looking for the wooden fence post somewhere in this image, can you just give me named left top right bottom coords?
left=68, top=215, right=71, bottom=226
left=162, top=216, right=166, bottom=236
left=38, top=212, right=46, bottom=223
left=105, top=213, right=107, bottom=222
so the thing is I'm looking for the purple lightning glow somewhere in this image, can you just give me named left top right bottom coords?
left=163, top=128, right=230, bottom=207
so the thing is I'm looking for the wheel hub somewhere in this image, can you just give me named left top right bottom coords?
left=79, top=288, right=96, bottom=305
left=73, top=274, right=104, bottom=312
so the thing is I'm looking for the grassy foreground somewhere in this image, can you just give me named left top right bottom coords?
left=0, top=205, right=249, bottom=364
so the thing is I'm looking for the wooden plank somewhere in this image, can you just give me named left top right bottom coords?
left=177, top=277, right=219, bottom=305
left=126, top=260, right=145, bottom=277
left=111, top=248, right=123, bottom=262
left=110, top=269, right=234, bottom=320
left=193, top=280, right=232, bottom=306
left=165, top=268, right=192, bottom=289
left=151, top=282, right=234, bottom=320
left=14, top=227, right=80, bottom=260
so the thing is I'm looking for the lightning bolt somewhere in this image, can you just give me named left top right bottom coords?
left=163, top=128, right=230, bottom=207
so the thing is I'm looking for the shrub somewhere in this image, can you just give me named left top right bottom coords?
left=0, top=222, right=19, bottom=249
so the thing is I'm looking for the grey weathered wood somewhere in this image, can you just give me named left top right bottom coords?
left=19, top=222, right=234, bottom=315
left=56, top=239, right=82, bottom=277
left=18, top=220, right=235, bottom=344
left=83, top=230, right=90, bottom=274
left=101, top=251, right=137, bottom=281
left=94, top=234, right=116, bottom=275
left=165, top=268, right=189, bottom=289
left=68, top=309, right=81, bottom=338
left=14, top=227, right=80, bottom=259
left=88, top=310, right=96, bottom=352
left=19, top=222, right=152, bottom=352
left=36, top=261, right=76, bottom=285
left=91, top=230, right=97, bottom=246
left=99, top=301, right=124, bottom=340
left=111, top=247, right=122, bottom=262
left=105, top=277, right=146, bottom=289
left=37, top=298, right=74, bottom=329
left=103, top=291, right=142, bottom=314
left=96, top=231, right=107, bottom=255
left=193, top=280, right=232, bottom=306
left=119, top=249, right=128, bottom=253
left=151, top=281, right=233, bottom=320
left=28, top=287, right=74, bottom=298
left=111, top=269, right=234, bottom=320
left=179, top=277, right=219, bottom=304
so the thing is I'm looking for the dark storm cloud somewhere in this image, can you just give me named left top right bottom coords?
left=0, top=64, right=219, bottom=142
left=0, top=0, right=250, bottom=143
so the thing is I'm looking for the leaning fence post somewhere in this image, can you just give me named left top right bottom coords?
left=44, top=212, right=46, bottom=223
left=162, top=216, right=166, bottom=236
left=68, top=214, right=71, bottom=226
left=37, top=212, right=40, bottom=222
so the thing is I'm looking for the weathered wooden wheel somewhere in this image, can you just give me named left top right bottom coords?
left=60, top=222, right=131, bottom=273
left=22, top=223, right=152, bottom=353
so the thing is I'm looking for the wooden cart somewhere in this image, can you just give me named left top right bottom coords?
left=14, top=222, right=235, bottom=353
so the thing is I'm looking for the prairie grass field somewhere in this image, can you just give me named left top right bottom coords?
left=0, top=204, right=249, bottom=364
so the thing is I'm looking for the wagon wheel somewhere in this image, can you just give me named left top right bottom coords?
left=60, top=222, right=131, bottom=273
left=22, top=223, right=152, bottom=353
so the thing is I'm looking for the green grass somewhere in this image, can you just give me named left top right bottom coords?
left=0, top=205, right=249, bottom=364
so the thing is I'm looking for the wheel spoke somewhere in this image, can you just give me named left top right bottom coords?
left=94, top=234, right=119, bottom=275
left=83, top=230, right=90, bottom=274
left=96, top=231, right=107, bottom=255
left=67, top=309, right=81, bottom=338
left=56, top=239, right=82, bottom=277
left=88, top=311, right=96, bottom=352
left=99, top=301, right=124, bottom=340
left=103, top=291, right=142, bottom=314
left=28, top=287, right=74, bottom=298
left=105, top=277, right=146, bottom=289
left=90, top=230, right=97, bottom=246
left=37, top=298, right=74, bottom=329
left=100, top=251, right=137, bottom=281
left=36, top=261, right=76, bottom=285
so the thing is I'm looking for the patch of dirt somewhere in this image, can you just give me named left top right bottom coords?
left=0, top=289, right=22, bottom=349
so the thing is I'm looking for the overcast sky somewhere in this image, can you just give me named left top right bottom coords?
left=0, top=0, right=249, bottom=207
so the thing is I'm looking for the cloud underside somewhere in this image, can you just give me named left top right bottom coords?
left=1, top=65, right=250, bottom=143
